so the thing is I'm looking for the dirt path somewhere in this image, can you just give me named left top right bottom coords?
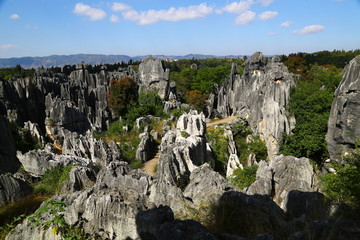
left=206, top=115, right=237, bottom=128
left=142, top=147, right=160, bottom=176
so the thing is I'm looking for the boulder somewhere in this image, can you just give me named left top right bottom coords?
left=61, top=166, right=97, bottom=193
left=326, top=55, right=360, bottom=162
left=17, top=149, right=91, bottom=177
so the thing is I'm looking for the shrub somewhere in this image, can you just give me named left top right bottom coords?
left=206, top=127, right=229, bottom=175
left=186, top=90, right=209, bottom=112
left=108, top=77, right=138, bottom=118
left=321, top=147, right=360, bottom=219
left=33, top=165, right=73, bottom=195
left=28, top=200, right=90, bottom=239
left=229, top=165, right=258, bottom=190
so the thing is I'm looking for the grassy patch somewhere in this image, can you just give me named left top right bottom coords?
left=0, top=195, right=48, bottom=239
left=33, top=165, right=73, bottom=195
left=228, top=165, right=258, bottom=190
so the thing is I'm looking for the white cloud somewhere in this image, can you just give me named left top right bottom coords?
left=259, top=11, right=278, bottom=20
left=267, top=32, right=276, bottom=36
left=122, top=3, right=213, bottom=25
left=0, top=44, right=17, bottom=50
left=73, top=3, right=106, bottom=21
left=280, top=21, right=292, bottom=27
left=10, top=14, right=21, bottom=20
left=235, top=11, right=256, bottom=25
left=258, top=0, right=274, bottom=6
left=111, top=2, right=131, bottom=12
left=220, top=0, right=254, bottom=14
left=110, top=15, right=119, bottom=22
left=293, top=25, right=325, bottom=35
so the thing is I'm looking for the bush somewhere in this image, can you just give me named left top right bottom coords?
left=321, top=148, right=360, bottom=219
left=108, top=77, right=138, bottom=118
left=33, top=165, right=73, bottom=195
left=206, top=127, right=229, bottom=175
left=229, top=165, right=258, bottom=190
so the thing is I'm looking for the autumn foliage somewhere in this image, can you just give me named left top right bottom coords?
left=108, top=77, right=138, bottom=118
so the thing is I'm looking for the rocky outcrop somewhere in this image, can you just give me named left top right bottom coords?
left=136, top=205, right=218, bottom=240
left=216, top=53, right=295, bottom=159
left=0, top=173, right=32, bottom=206
left=138, top=58, right=170, bottom=99
left=246, top=155, right=325, bottom=221
left=0, top=115, right=20, bottom=173
left=149, top=111, right=215, bottom=211
left=61, top=130, right=121, bottom=167
left=326, top=55, right=360, bottom=162
left=17, top=149, right=91, bottom=177
left=61, top=166, right=97, bottom=193
left=136, top=129, right=156, bottom=162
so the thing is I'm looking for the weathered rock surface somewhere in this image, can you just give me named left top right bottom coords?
left=61, top=166, right=97, bottom=193
left=61, top=130, right=121, bottom=167
left=216, top=53, right=295, bottom=159
left=17, top=149, right=91, bottom=177
left=326, top=55, right=360, bottom=162
left=0, top=115, right=20, bottom=173
left=136, top=129, right=156, bottom=162
left=0, top=173, right=32, bottom=206
left=246, top=154, right=325, bottom=221
left=138, top=58, right=170, bottom=99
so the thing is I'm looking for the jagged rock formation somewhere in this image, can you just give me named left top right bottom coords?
left=61, top=166, right=97, bottom=193
left=0, top=115, right=20, bottom=173
left=216, top=52, right=295, bottom=159
left=136, top=129, right=156, bottom=162
left=138, top=58, right=170, bottom=99
left=326, top=55, right=360, bottom=162
left=17, top=150, right=92, bottom=177
left=0, top=173, right=32, bottom=206
left=246, top=155, right=326, bottom=220
left=60, top=130, right=121, bottom=167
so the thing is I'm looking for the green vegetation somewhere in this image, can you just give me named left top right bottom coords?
left=168, top=58, right=245, bottom=109
left=206, top=127, right=229, bottom=174
left=232, top=122, right=268, bottom=165
left=321, top=146, right=360, bottom=219
left=0, top=195, right=48, bottom=239
left=33, top=165, right=73, bottom=195
left=282, top=49, right=360, bottom=69
left=280, top=65, right=342, bottom=164
left=10, top=122, right=42, bottom=154
left=229, top=165, right=258, bottom=190
left=108, top=77, right=138, bottom=118
left=0, top=65, right=35, bottom=80
left=28, top=200, right=90, bottom=239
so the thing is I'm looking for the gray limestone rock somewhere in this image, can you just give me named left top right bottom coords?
left=216, top=52, right=295, bottom=159
left=0, top=115, right=20, bottom=173
left=17, top=149, right=91, bottom=177
left=61, top=130, right=121, bottom=167
left=0, top=173, right=32, bottom=206
left=61, top=166, right=97, bottom=193
left=138, top=58, right=170, bottom=99
left=136, top=130, right=155, bottom=162
left=326, top=55, right=360, bottom=162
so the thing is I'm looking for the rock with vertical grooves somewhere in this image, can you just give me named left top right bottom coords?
left=138, top=58, right=170, bottom=99
left=326, top=55, right=360, bottom=162
left=216, top=53, right=295, bottom=159
left=0, top=173, right=32, bottom=206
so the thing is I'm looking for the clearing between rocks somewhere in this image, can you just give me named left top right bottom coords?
left=142, top=147, right=160, bottom=176
left=206, top=116, right=237, bottom=128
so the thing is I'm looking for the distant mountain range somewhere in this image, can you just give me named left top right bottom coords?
left=0, top=54, right=245, bottom=68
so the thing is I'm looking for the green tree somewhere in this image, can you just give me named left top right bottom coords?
left=280, top=65, right=342, bottom=164
left=107, top=77, right=138, bottom=118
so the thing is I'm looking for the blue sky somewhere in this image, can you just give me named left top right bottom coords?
left=0, top=0, right=359, bottom=58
